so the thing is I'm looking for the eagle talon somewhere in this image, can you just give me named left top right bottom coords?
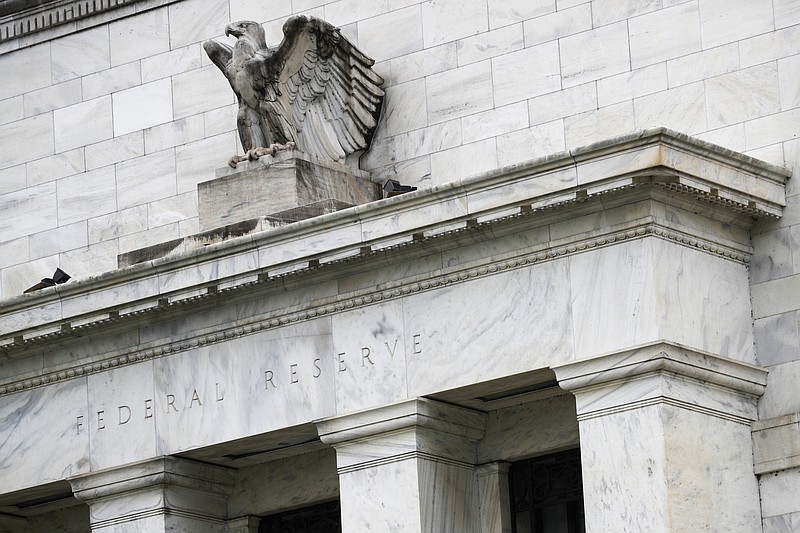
left=228, top=142, right=297, bottom=167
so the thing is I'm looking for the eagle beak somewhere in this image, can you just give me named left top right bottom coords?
left=225, top=23, right=238, bottom=37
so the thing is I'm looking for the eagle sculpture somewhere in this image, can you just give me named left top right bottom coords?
left=203, top=16, right=384, bottom=167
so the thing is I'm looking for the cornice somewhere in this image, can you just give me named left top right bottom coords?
left=0, top=128, right=787, bottom=323
left=0, top=215, right=752, bottom=396
left=0, top=128, right=789, bottom=385
left=0, top=0, right=179, bottom=50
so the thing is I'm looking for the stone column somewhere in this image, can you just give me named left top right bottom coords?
left=477, top=462, right=512, bottom=533
left=317, top=398, right=487, bottom=533
left=553, top=342, right=767, bottom=533
left=69, top=456, right=236, bottom=532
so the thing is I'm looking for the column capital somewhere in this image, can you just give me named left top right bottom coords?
left=552, top=342, right=767, bottom=423
left=316, top=398, right=486, bottom=474
left=69, top=456, right=236, bottom=502
left=317, top=398, right=486, bottom=533
left=68, top=456, right=236, bottom=531
left=317, top=397, right=486, bottom=446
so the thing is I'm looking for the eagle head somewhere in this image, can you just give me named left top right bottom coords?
left=225, top=20, right=267, bottom=48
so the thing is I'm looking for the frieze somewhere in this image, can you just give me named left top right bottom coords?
left=0, top=218, right=750, bottom=397
left=71, top=333, right=423, bottom=439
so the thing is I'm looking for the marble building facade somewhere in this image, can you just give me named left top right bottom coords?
left=0, top=1, right=799, bottom=532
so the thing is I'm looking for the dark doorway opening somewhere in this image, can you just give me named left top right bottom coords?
left=259, top=500, right=341, bottom=533
left=509, top=448, right=586, bottom=533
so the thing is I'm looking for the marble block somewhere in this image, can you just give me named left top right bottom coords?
left=198, top=151, right=381, bottom=231
left=752, top=413, right=800, bottom=475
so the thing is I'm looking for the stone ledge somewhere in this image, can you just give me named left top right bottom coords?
left=69, top=456, right=236, bottom=528
left=0, top=128, right=790, bottom=349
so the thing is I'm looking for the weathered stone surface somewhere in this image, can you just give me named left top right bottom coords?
left=263, top=199, right=356, bottom=228
left=199, top=150, right=380, bottom=231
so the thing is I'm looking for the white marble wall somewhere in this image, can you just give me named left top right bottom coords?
left=1, top=0, right=800, bottom=528
left=0, top=378, right=90, bottom=494
left=228, top=449, right=340, bottom=517
left=0, top=0, right=798, bottom=300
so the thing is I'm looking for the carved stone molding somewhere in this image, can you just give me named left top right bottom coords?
left=0, top=128, right=788, bottom=398
left=0, top=128, right=786, bottom=348
left=1, top=0, right=123, bottom=40
left=0, top=184, right=753, bottom=351
left=69, top=456, right=236, bottom=530
left=0, top=0, right=178, bottom=47
left=0, top=212, right=754, bottom=397
left=552, top=342, right=767, bottom=425
left=316, top=397, right=487, bottom=473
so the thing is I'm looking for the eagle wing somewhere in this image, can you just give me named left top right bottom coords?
left=247, top=15, right=384, bottom=161
left=203, top=39, right=234, bottom=82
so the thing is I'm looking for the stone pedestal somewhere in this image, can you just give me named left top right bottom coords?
left=69, top=457, right=236, bottom=532
left=198, top=151, right=381, bottom=231
left=317, top=399, right=487, bottom=533
left=553, top=343, right=767, bottom=533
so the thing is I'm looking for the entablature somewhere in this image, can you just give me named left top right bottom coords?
left=0, top=128, right=790, bottom=370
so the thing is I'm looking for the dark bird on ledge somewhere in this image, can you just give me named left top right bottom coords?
left=203, top=15, right=385, bottom=167
left=23, top=268, right=71, bottom=294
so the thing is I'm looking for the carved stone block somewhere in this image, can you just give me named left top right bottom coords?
left=198, top=150, right=381, bottom=232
